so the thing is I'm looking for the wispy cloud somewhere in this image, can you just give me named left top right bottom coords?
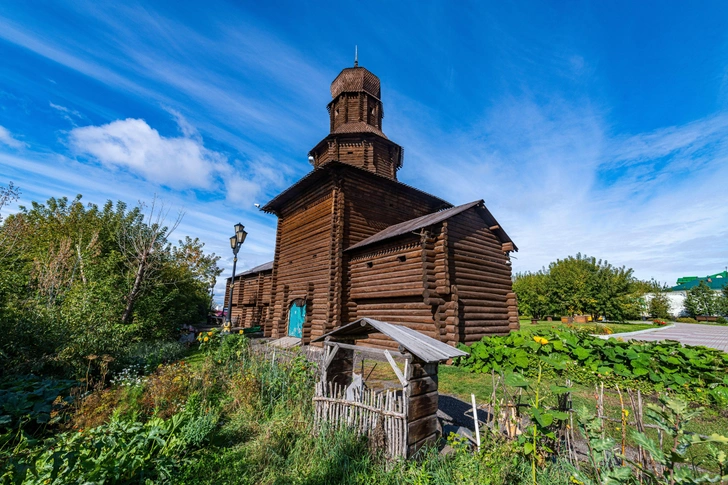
left=0, top=126, right=26, bottom=149
left=391, top=92, right=728, bottom=284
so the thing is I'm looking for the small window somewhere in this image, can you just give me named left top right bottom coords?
left=366, top=261, right=373, bottom=268
left=347, top=151, right=354, bottom=155
left=335, top=108, right=339, bottom=117
left=397, top=255, right=406, bottom=262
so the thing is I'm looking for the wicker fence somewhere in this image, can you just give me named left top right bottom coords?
left=313, top=381, right=407, bottom=459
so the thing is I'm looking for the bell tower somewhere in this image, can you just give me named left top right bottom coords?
left=308, top=63, right=403, bottom=180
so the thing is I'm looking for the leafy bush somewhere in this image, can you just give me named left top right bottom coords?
left=716, top=316, right=728, bottom=325
left=456, top=329, right=728, bottom=395
left=676, top=317, right=698, bottom=323
left=0, top=375, right=76, bottom=431
left=2, top=414, right=192, bottom=484
left=115, top=340, right=188, bottom=374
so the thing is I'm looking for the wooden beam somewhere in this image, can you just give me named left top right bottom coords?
left=323, top=344, right=339, bottom=371
left=384, top=350, right=408, bottom=387
left=324, top=341, right=410, bottom=360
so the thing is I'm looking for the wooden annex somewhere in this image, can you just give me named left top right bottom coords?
left=225, top=63, right=519, bottom=347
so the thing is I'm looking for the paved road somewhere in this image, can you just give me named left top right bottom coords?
left=609, top=323, right=728, bottom=353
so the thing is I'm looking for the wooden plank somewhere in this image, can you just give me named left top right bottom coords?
left=384, top=350, right=408, bottom=387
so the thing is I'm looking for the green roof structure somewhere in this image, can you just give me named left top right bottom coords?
left=671, top=271, right=728, bottom=291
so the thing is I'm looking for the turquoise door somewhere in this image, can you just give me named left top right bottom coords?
left=287, top=301, right=305, bottom=338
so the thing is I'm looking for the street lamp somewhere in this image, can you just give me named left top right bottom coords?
left=224, top=222, right=248, bottom=332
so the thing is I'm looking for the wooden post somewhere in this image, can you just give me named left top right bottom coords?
left=406, top=360, right=439, bottom=457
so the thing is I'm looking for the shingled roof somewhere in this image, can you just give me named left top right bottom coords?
left=330, top=66, right=381, bottom=99
left=345, top=200, right=517, bottom=252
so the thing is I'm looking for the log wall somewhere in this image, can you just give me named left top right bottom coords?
left=224, top=271, right=273, bottom=328
left=349, top=238, right=436, bottom=347
left=447, top=209, right=516, bottom=343
left=269, top=190, right=334, bottom=342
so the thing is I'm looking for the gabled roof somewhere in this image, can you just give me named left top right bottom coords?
left=227, top=261, right=273, bottom=282
left=312, top=317, right=468, bottom=363
left=345, top=200, right=517, bottom=252
left=261, top=161, right=450, bottom=214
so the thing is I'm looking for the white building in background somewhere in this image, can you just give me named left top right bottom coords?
left=643, top=271, right=727, bottom=318
left=642, top=291, right=688, bottom=318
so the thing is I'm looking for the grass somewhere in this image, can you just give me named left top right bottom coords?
left=519, top=318, right=660, bottom=334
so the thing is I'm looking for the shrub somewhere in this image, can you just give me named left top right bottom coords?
left=676, top=317, right=698, bottom=323
left=2, top=414, right=193, bottom=484
left=0, top=375, right=76, bottom=432
left=716, top=316, right=728, bottom=325
left=115, top=340, right=188, bottom=374
left=141, top=361, right=193, bottom=419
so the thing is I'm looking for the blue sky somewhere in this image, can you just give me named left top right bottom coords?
left=1, top=1, right=727, bottom=299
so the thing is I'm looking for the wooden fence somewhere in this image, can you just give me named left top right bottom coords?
left=313, top=381, right=407, bottom=459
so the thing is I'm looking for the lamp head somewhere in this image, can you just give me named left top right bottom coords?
left=236, top=228, right=247, bottom=245
left=234, top=222, right=244, bottom=235
left=229, top=235, right=237, bottom=249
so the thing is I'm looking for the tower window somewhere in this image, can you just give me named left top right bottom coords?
left=366, top=261, right=373, bottom=268
left=397, top=255, right=406, bottom=262
left=335, top=109, right=339, bottom=117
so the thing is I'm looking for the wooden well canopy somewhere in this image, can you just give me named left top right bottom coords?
left=312, top=318, right=468, bottom=458
left=313, top=317, right=468, bottom=363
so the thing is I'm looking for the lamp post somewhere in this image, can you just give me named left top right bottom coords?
left=224, top=222, right=247, bottom=333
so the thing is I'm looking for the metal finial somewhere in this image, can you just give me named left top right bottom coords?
left=354, top=45, right=358, bottom=67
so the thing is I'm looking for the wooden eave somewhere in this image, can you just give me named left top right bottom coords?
left=345, top=200, right=518, bottom=253
left=260, top=161, right=451, bottom=215
left=312, top=317, right=468, bottom=363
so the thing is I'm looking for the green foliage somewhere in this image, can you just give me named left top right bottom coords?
left=0, top=375, right=76, bottom=431
left=116, top=340, right=188, bottom=374
left=675, top=317, right=698, bottom=324
left=684, top=281, right=720, bottom=317
left=567, top=405, right=633, bottom=485
left=514, top=254, right=644, bottom=322
left=0, top=192, right=221, bottom=377
left=455, top=329, right=728, bottom=397
left=2, top=413, right=192, bottom=484
left=628, top=396, right=728, bottom=484
left=648, top=291, right=672, bottom=320
left=513, top=271, right=550, bottom=319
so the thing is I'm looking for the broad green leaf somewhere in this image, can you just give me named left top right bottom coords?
left=504, top=372, right=529, bottom=388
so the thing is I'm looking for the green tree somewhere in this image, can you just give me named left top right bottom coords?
left=513, top=254, right=641, bottom=323
left=648, top=292, right=671, bottom=319
left=513, top=271, right=549, bottom=319
left=0, top=192, right=221, bottom=376
left=684, top=281, right=719, bottom=317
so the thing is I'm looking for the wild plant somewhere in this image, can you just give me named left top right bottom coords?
left=628, top=396, right=728, bottom=484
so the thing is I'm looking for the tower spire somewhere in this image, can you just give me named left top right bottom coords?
left=354, top=45, right=358, bottom=67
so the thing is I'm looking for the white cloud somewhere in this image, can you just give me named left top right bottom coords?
left=69, top=118, right=226, bottom=189
left=392, top=94, right=728, bottom=286
left=0, top=126, right=26, bottom=149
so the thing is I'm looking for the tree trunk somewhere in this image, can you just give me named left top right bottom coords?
left=122, top=258, right=146, bottom=324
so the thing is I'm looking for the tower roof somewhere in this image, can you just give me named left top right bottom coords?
left=330, top=66, right=381, bottom=99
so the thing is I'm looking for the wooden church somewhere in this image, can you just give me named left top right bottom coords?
left=225, top=63, right=519, bottom=347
